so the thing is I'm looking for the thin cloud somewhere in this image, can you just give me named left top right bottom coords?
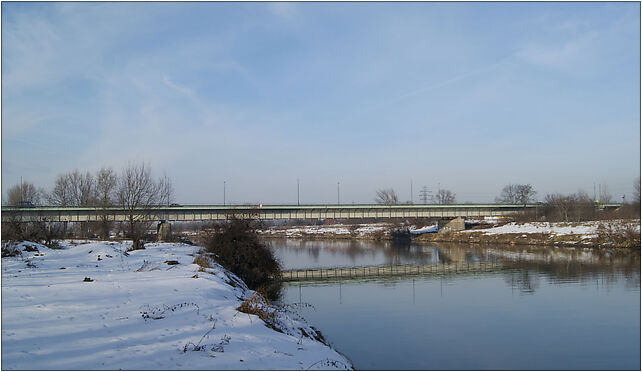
left=267, top=2, right=298, bottom=21
left=516, top=32, right=599, bottom=72
left=162, top=75, right=196, bottom=98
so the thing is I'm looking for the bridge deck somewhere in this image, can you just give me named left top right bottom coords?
left=2, top=204, right=620, bottom=223
left=280, top=261, right=505, bottom=282
left=1, top=204, right=544, bottom=222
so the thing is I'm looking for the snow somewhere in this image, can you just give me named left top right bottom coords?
left=466, top=221, right=597, bottom=236
left=465, top=216, right=504, bottom=224
left=1, top=241, right=352, bottom=370
left=462, top=220, right=640, bottom=238
left=409, top=225, right=438, bottom=234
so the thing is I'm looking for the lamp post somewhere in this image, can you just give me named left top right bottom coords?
left=223, top=180, right=226, bottom=206
left=297, top=178, right=300, bottom=206
left=337, top=181, right=340, bottom=205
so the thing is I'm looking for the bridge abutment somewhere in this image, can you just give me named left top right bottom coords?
left=157, top=221, right=172, bottom=241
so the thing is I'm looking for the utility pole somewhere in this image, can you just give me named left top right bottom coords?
left=297, top=178, right=300, bottom=206
left=410, top=179, right=413, bottom=204
left=337, top=181, right=340, bottom=205
left=223, top=180, right=226, bottom=206
left=419, top=186, right=430, bottom=204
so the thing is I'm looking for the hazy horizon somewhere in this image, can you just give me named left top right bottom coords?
left=2, top=2, right=640, bottom=205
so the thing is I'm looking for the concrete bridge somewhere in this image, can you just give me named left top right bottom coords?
left=1, top=203, right=621, bottom=223
left=1, top=204, right=537, bottom=223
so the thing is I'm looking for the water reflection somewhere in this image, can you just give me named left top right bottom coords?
left=270, top=239, right=640, bottom=294
left=270, top=239, right=444, bottom=269
left=271, top=239, right=640, bottom=370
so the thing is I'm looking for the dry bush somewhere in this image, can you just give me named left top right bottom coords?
left=613, top=203, right=641, bottom=219
left=371, top=229, right=386, bottom=241
left=1, top=242, right=22, bottom=257
left=2, top=220, right=64, bottom=247
left=513, top=209, right=540, bottom=223
left=348, top=224, right=359, bottom=237
left=201, top=218, right=282, bottom=298
left=192, top=254, right=212, bottom=269
left=593, top=221, right=641, bottom=248
left=236, top=291, right=276, bottom=322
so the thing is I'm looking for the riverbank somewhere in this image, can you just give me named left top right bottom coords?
left=0, top=240, right=352, bottom=370
left=416, top=219, right=640, bottom=249
left=259, top=219, right=641, bottom=249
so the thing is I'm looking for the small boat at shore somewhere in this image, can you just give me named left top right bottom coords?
left=409, top=224, right=438, bottom=234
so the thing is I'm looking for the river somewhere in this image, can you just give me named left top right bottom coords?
left=270, top=239, right=640, bottom=370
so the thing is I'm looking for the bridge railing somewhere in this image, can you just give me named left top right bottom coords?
left=1, top=203, right=622, bottom=223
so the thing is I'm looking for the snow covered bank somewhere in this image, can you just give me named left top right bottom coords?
left=420, top=220, right=641, bottom=248
left=1, top=241, right=352, bottom=370
left=258, top=219, right=641, bottom=249
left=465, top=220, right=604, bottom=237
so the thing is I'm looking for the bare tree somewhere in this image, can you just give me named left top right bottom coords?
left=543, top=191, right=594, bottom=222
left=375, top=188, right=399, bottom=205
left=95, top=167, right=118, bottom=238
left=96, top=167, right=118, bottom=206
left=117, top=162, right=174, bottom=250
left=495, top=184, right=518, bottom=204
left=48, top=170, right=97, bottom=237
left=544, top=193, right=572, bottom=222
left=634, top=177, right=640, bottom=205
left=49, top=174, right=74, bottom=206
left=49, top=170, right=97, bottom=207
left=570, top=190, right=594, bottom=222
left=515, top=184, right=536, bottom=205
left=5, top=181, right=44, bottom=206
left=158, top=173, right=174, bottom=206
left=70, top=170, right=97, bottom=206
left=433, top=189, right=456, bottom=204
left=496, top=183, right=536, bottom=205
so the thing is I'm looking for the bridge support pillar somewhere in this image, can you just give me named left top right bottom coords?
left=440, top=217, right=465, bottom=233
left=157, top=221, right=172, bottom=242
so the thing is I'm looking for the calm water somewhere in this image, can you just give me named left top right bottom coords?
left=271, top=239, right=641, bottom=370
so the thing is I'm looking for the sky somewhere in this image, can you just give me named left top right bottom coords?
left=1, top=2, right=640, bottom=205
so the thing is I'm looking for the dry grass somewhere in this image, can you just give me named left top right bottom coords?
left=192, top=254, right=212, bottom=269
left=236, top=292, right=276, bottom=322
left=593, top=221, right=641, bottom=248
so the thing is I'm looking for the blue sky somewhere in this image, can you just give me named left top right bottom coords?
left=2, top=2, right=640, bottom=204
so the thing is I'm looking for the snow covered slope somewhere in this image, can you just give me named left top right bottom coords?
left=1, top=241, right=351, bottom=370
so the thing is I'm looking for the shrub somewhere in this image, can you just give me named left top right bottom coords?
left=593, top=221, right=641, bottom=248
left=202, top=218, right=281, bottom=297
left=237, top=291, right=276, bottom=322
left=371, top=229, right=386, bottom=241
left=192, top=254, right=212, bottom=269
left=1, top=220, right=65, bottom=246
left=1, top=242, right=22, bottom=257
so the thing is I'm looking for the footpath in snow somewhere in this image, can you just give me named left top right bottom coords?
left=1, top=241, right=352, bottom=370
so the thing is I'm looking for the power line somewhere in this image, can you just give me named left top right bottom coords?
left=419, top=186, right=431, bottom=204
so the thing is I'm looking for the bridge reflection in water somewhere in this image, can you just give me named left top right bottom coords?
left=281, top=261, right=504, bottom=282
